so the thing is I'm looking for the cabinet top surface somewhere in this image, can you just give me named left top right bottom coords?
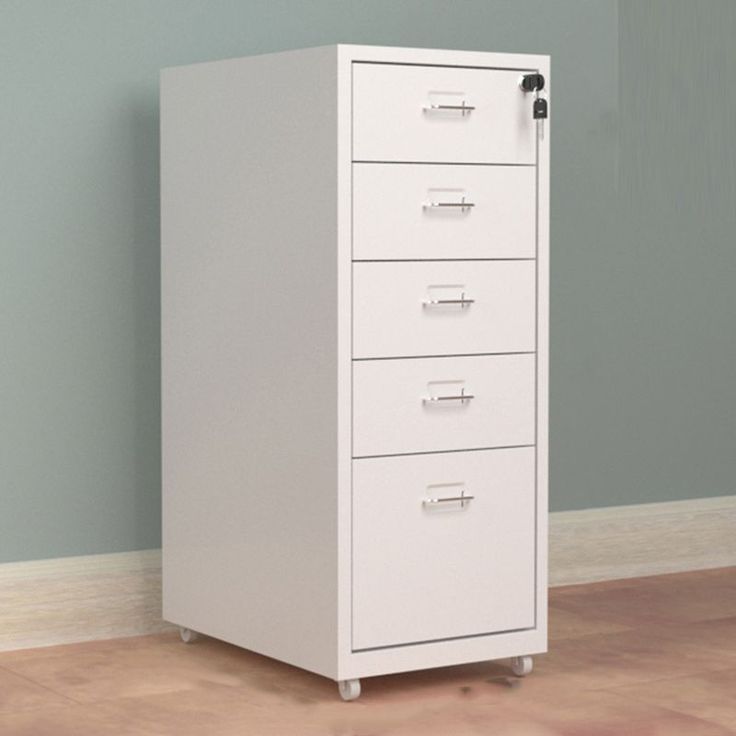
left=161, top=44, right=549, bottom=75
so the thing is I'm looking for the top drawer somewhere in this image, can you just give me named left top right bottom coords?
left=353, top=63, right=536, bottom=165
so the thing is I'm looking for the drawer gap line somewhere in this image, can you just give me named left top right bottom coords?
left=352, top=160, right=537, bottom=167
left=352, top=444, right=536, bottom=460
left=352, top=258, right=537, bottom=264
left=352, top=351, right=536, bottom=362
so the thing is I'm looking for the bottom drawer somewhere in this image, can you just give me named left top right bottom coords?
left=352, top=447, right=536, bottom=651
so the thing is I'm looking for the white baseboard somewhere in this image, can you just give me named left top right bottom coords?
left=550, top=495, right=736, bottom=585
left=0, top=549, right=173, bottom=652
left=1, top=496, right=734, bottom=652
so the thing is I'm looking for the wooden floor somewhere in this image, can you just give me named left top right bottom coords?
left=0, top=568, right=734, bottom=735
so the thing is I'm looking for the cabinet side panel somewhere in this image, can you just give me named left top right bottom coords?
left=161, top=48, right=338, bottom=678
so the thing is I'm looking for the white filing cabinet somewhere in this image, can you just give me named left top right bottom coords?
left=161, top=44, right=549, bottom=701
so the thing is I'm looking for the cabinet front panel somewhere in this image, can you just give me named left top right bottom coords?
left=353, top=260, right=535, bottom=359
left=352, top=447, right=536, bottom=650
left=352, top=354, right=535, bottom=457
left=353, top=63, right=536, bottom=164
left=353, top=164, right=536, bottom=261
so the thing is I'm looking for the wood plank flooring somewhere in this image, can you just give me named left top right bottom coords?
left=0, top=567, right=734, bottom=735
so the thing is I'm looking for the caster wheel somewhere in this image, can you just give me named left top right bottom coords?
left=510, top=655, right=533, bottom=677
left=338, top=678, right=361, bottom=701
left=179, top=627, right=199, bottom=644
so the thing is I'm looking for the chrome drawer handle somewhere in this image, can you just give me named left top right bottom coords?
left=423, top=102, right=475, bottom=116
left=422, top=295, right=475, bottom=309
left=423, top=389, right=474, bottom=404
left=423, top=493, right=475, bottom=508
left=423, top=197, right=475, bottom=211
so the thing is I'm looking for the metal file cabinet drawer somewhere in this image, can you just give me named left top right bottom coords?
left=353, top=260, right=536, bottom=359
left=353, top=164, right=536, bottom=261
left=352, top=447, right=536, bottom=650
left=352, top=354, right=535, bottom=458
left=352, top=63, right=536, bottom=164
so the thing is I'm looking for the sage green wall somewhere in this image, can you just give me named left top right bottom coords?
left=558, top=0, right=736, bottom=510
left=0, top=1, right=731, bottom=563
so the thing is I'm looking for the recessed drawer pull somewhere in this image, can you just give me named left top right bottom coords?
left=423, top=102, right=475, bottom=115
left=423, top=493, right=475, bottom=508
left=423, top=389, right=475, bottom=404
left=422, top=295, right=475, bottom=308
